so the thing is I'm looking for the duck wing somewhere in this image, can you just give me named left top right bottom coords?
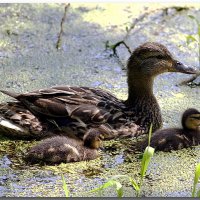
left=0, top=86, right=126, bottom=125
left=0, top=102, right=50, bottom=139
left=0, top=86, right=145, bottom=139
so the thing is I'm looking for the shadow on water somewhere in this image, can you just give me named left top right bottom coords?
left=0, top=3, right=200, bottom=197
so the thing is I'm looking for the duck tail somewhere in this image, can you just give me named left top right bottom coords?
left=0, top=90, right=19, bottom=99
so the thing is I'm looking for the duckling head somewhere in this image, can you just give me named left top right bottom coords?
left=83, top=128, right=103, bottom=149
left=182, top=108, right=200, bottom=131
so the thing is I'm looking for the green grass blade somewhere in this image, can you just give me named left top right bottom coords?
left=90, top=180, right=115, bottom=193
left=61, top=174, right=70, bottom=198
left=140, top=146, right=155, bottom=178
left=95, top=175, right=138, bottom=196
left=148, top=123, right=153, bottom=146
left=192, top=163, right=200, bottom=197
left=194, top=163, right=200, bottom=185
left=129, top=177, right=140, bottom=192
left=90, top=179, right=123, bottom=197
left=115, top=181, right=123, bottom=197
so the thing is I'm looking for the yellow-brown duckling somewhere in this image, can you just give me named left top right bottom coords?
left=25, top=128, right=102, bottom=164
left=0, top=42, right=198, bottom=140
left=139, top=108, right=200, bottom=152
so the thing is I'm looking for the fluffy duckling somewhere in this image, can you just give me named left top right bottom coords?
left=0, top=42, right=198, bottom=140
left=139, top=108, right=200, bottom=152
left=25, top=128, right=102, bottom=164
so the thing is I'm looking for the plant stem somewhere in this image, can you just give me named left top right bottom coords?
left=192, top=185, right=196, bottom=197
left=137, top=176, right=144, bottom=197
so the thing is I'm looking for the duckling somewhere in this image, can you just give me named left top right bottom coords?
left=25, top=128, right=102, bottom=164
left=0, top=42, right=198, bottom=140
left=139, top=108, right=200, bottom=152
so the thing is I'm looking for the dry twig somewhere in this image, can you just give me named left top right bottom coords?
left=56, top=3, right=70, bottom=50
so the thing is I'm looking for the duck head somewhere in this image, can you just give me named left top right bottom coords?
left=182, top=108, right=200, bottom=132
left=127, top=42, right=198, bottom=78
left=83, top=129, right=103, bottom=149
left=126, top=42, right=198, bottom=101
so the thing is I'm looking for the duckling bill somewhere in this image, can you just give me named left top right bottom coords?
left=25, top=128, right=102, bottom=164
left=0, top=42, right=198, bottom=140
left=139, top=108, right=200, bottom=152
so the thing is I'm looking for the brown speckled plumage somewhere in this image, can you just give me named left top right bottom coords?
left=25, top=129, right=102, bottom=164
left=0, top=42, right=198, bottom=140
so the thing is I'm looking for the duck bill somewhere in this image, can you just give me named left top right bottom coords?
left=172, top=60, right=199, bottom=74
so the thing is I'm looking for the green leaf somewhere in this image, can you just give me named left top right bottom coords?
left=194, top=163, right=200, bottom=185
left=192, top=163, right=200, bottom=197
left=115, top=181, right=123, bottom=197
left=90, top=180, right=115, bottom=192
left=129, top=177, right=140, bottom=192
left=106, top=175, right=139, bottom=194
left=61, top=174, right=70, bottom=198
left=90, top=179, right=123, bottom=197
left=186, top=35, right=197, bottom=45
left=140, top=146, right=155, bottom=178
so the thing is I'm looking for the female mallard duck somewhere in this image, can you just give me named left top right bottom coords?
left=0, top=42, right=198, bottom=140
left=25, top=128, right=102, bottom=164
left=138, top=108, right=200, bottom=152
